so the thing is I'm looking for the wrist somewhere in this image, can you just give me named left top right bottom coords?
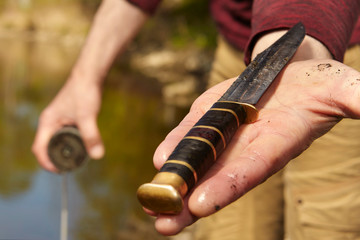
left=68, top=66, right=105, bottom=87
left=252, top=30, right=333, bottom=61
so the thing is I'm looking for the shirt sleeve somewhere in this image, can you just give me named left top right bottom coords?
left=126, top=0, right=162, bottom=15
left=245, top=0, right=360, bottom=64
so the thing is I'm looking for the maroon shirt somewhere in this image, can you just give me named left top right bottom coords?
left=127, top=0, right=360, bottom=63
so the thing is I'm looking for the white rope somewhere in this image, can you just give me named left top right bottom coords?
left=60, top=173, right=68, bottom=240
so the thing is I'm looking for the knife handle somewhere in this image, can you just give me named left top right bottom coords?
left=137, top=101, right=258, bottom=214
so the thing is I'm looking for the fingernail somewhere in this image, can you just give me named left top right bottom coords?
left=90, top=145, right=104, bottom=159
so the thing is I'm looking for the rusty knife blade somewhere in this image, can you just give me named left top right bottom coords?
left=220, top=22, right=305, bottom=104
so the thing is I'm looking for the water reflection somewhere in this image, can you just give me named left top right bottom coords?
left=0, top=37, right=183, bottom=239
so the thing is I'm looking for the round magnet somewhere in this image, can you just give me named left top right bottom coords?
left=48, top=126, right=89, bottom=172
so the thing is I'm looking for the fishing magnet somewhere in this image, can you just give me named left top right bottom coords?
left=48, top=126, right=89, bottom=172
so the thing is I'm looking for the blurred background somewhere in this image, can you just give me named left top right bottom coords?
left=0, top=0, right=216, bottom=239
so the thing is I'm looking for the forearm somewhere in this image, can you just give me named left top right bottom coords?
left=32, top=0, right=149, bottom=170
left=69, top=0, right=149, bottom=85
left=247, top=0, right=360, bottom=63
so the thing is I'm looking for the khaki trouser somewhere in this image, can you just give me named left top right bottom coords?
left=192, top=38, right=360, bottom=240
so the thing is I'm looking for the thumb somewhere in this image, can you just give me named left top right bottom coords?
left=77, top=117, right=105, bottom=159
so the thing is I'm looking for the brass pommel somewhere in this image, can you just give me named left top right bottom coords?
left=137, top=172, right=188, bottom=214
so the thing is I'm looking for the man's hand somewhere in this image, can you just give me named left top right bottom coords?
left=32, top=77, right=104, bottom=172
left=150, top=59, right=360, bottom=235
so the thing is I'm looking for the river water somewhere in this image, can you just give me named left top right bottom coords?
left=0, top=37, right=187, bottom=239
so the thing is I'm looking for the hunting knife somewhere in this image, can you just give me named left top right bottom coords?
left=137, top=22, right=306, bottom=214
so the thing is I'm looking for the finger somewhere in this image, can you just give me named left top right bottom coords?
left=154, top=197, right=198, bottom=236
left=143, top=207, right=157, bottom=217
left=32, top=124, right=60, bottom=173
left=77, top=117, right=105, bottom=159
